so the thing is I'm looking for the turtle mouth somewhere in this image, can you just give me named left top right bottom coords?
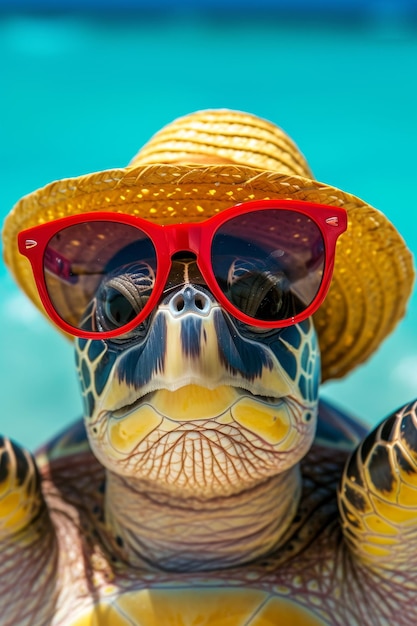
left=111, top=384, right=282, bottom=421
left=102, top=381, right=310, bottom=465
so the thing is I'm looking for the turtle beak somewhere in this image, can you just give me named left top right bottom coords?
left=98, top=293, right=295, bottom=415
left=92, top=257, right=313, bottom=415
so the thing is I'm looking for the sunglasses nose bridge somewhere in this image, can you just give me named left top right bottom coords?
left=165, top=222, right=202, bottom=258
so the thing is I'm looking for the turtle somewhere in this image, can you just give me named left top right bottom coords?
left=1, top=109, right=416, bottom=626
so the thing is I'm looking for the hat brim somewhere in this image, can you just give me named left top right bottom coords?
left=2, top=162, right=414, bottom=381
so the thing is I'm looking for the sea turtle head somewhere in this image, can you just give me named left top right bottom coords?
left=75, top=255, right=320, bottom=499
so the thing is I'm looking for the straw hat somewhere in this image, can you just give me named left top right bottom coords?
left=2, top=109, right=414, bottom=381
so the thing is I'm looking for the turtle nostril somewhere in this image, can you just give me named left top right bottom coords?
left=195, top=296, right=205, bottom=311
left=168, top=287, right=211, bottom=317
left=174, top=295, right=185, bottom=312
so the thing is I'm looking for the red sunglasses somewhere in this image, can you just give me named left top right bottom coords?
left=18, top=199, right=347, bottom=339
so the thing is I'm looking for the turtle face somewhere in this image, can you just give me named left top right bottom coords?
left=75, top=259, right=320, bottom=497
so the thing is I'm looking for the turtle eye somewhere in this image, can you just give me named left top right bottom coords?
left=94, top=262, right=155, bottom=331
left=211, top=209, right=325, bottom=323
left=39, top=219, right=158, bottom=334
left=224, top=258, right=296, bottom=320
left=101, top=286, right=139, bottom=327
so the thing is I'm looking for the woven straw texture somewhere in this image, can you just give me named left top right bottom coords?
left=2, top=110, right=414, bottom=381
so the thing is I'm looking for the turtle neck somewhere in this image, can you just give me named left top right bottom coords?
left=103, top=466, right=301, bottom=572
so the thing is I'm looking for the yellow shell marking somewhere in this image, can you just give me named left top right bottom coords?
left=0, top=442, right=43, bottom=538
left=0, top=492, right=20, bottom=516
left=71, top=588, right=327, bottom=626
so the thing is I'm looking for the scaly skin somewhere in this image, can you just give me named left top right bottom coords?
left=340, top=400, right=417, bottom=570
left=0, top=437, right=58, bottom=624
left=1, top=409, right=417, bottom=626
left=1, top=259, right=417, bottom=625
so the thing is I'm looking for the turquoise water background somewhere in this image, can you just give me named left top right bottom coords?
left=1, top=10, right=417, bottom=450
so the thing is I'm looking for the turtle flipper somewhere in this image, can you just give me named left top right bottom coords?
left=0, top=436, right=59, bottom=624
left=338, top=399, right=417, bottom=570
left=0, top=436, right=47, bottom=539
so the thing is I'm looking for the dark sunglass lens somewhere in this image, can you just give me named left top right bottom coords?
left=211, top=209, right=325, bottom=322
left=44, top=221, right=157, bottom=332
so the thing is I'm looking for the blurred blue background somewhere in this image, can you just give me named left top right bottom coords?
left=1, top=1, right=417, bottom=450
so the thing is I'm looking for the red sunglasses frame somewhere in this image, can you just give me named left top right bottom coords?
left=18, top=199, right=347, bottom=339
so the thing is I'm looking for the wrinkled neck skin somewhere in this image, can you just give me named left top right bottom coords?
left=104, top=464, right=301, bottom=572
left=77, top=276, right=321, bottom=572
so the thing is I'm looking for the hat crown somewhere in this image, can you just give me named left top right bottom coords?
left=129, top=109, right=313, bottom=178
